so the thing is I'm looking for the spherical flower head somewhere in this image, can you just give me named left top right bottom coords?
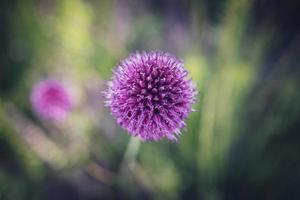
left=31, top=79, right=72, bottom=121
left=104, top=51, right=197, bottom=142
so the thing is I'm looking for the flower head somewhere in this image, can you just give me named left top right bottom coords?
left=104, top=51, right=197, bottom=141
left=31, top=79, right=72, bottom=121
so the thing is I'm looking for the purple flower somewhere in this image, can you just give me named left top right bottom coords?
left=104, top=51, right=197, bottom=142
left=31, top=79, right=72, bottom=121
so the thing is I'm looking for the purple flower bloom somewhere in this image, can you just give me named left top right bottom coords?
left=104, top=51, right=197, bottom=142
left=31, top=79, right=72, bottom=121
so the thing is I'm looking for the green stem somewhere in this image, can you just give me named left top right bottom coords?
left=119, top=137, right=141, bottom=174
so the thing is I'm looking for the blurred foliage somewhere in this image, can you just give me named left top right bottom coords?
left=0, top=0, right=300, bottom=199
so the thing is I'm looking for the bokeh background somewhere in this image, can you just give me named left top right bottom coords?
left=1, top=0, right=300, bottom=199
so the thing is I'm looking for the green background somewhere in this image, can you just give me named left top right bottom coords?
left=0, top=0, right=300, bottom=199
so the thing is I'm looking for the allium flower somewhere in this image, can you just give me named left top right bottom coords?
left=104, top=51, right=197, bottom=142
left=31, top=79, right=72, bottom=121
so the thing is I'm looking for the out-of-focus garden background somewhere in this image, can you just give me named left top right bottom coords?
left=1, top=0, right=300, bottom=199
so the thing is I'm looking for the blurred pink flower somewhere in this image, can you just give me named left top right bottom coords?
left=31, top=79, right=72, bottom=121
